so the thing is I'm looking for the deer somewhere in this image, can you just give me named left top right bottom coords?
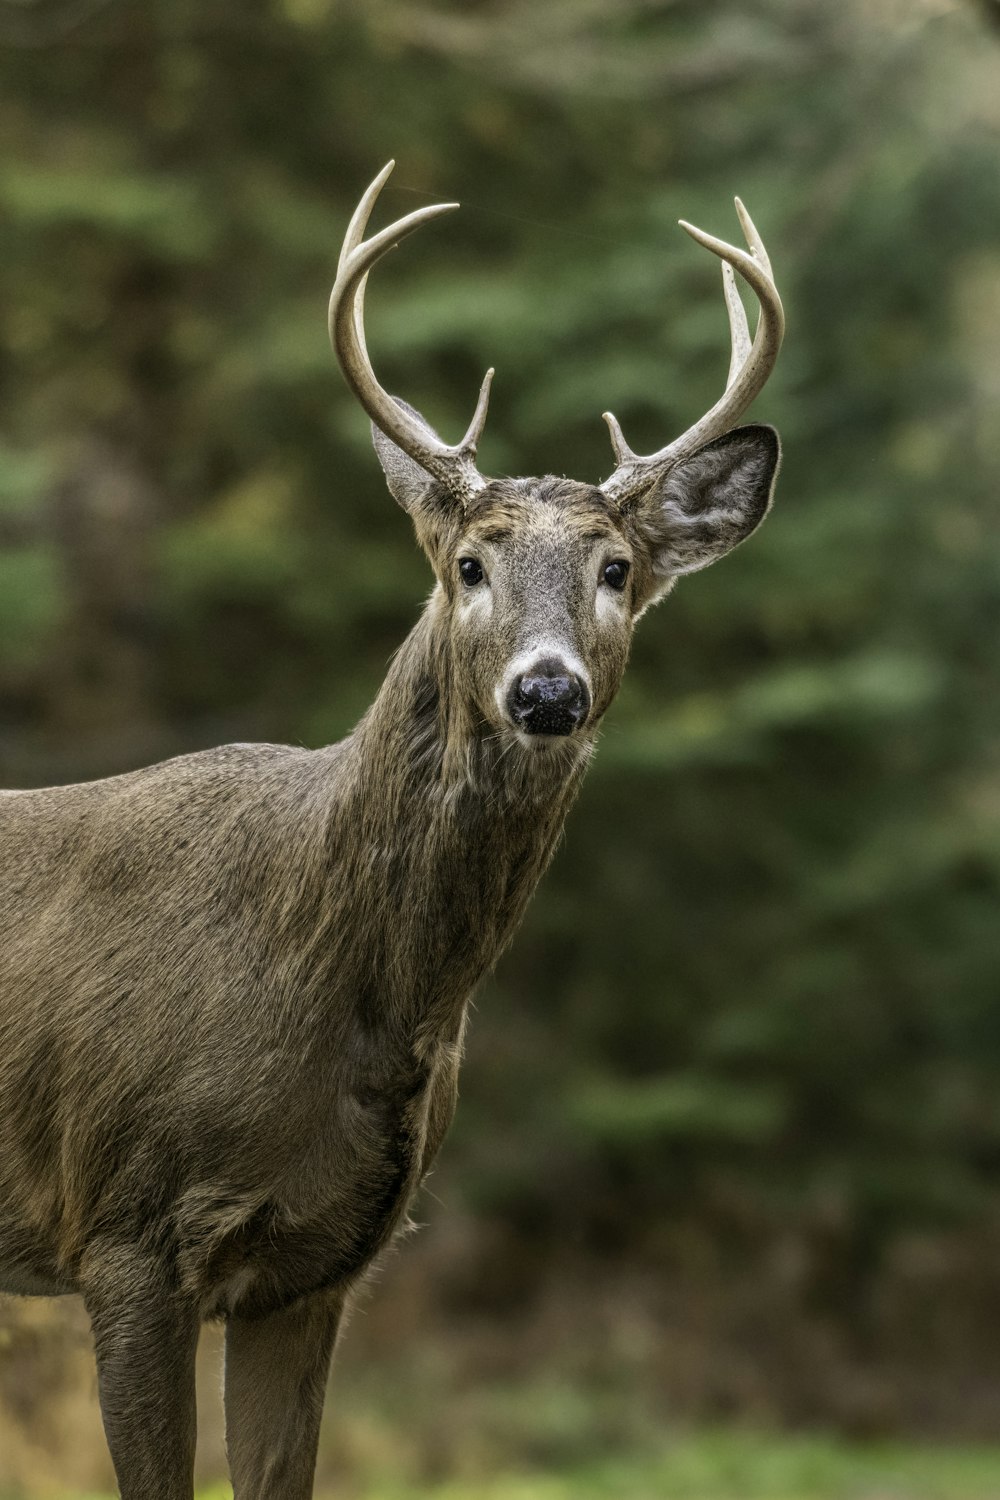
left=0, top=161, right=783, bottom=1498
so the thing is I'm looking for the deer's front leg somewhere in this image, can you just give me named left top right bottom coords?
left=82, top=1247, right=199, bottom=1500
left=224, top=1290, right=344, bottom=1499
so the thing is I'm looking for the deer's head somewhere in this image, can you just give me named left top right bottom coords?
left=329, top=163, right=784, bottom=749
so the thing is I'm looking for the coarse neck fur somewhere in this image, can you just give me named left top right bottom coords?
left=320, top=593, right=592, bottom=1054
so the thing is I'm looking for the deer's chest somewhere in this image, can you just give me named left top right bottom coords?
left=196, top=1035, right=461, bottom=1319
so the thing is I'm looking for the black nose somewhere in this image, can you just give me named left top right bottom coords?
left=507, top=660, right=590, bottom=736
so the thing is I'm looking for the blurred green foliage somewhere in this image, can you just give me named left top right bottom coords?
left=2, top=0, right=1000, bottom=1428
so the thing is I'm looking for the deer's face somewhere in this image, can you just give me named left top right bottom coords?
left=436, top=479, right=637, bottom=744
left=373, top=420, right=780, bottom=751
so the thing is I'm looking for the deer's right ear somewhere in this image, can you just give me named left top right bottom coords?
left=371, top=401, right=439, bottom=513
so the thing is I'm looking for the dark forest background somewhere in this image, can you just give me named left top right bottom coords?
left=2, top=0, right=1000, bottom=1491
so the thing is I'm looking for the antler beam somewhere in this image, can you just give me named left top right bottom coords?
left=329, top=161, right=493, bottom=506
left=601, top=199, right=784, bottom=506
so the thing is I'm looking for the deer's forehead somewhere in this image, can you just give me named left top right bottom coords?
left=461, top=482, right=623, bottom=554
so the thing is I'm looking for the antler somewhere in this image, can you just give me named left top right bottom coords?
left=601, top=198, right=784, bottom=506
left=329, top=161, right=494, bottom=506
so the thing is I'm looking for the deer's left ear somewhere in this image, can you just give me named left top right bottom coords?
left=632, top=424, right=780, bottom=580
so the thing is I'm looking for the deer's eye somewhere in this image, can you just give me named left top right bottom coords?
left=603, top=559, right=630, bottom=591
left=459, top=557, right=485, bottom=587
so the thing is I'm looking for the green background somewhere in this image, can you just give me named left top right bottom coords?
left=2, top=0, right=1000, bottom=1492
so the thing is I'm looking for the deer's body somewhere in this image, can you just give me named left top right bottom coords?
left=0, top=596, right=583, bottom=1319
left=0, top=165, right=784, bottom=1496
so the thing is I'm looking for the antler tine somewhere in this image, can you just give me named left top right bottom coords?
left=722, top=262, right=751, bottom=391
left=350, top=251, right=492, bottom=459
left=601, top=410, right=633, bottom=465
left=601, top=199, right=784, bottom=506
left=460, top=366, right=495, bottom=454
left=735, top=195, right=772, bottom=278
left=329, top=162, right=492, bottom=504
left=338, top=159, right=396, bottom=272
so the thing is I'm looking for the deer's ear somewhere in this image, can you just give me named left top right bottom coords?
left=633, top=424, right=780, bottom=581
left=371, top=399, right=439, bottom=513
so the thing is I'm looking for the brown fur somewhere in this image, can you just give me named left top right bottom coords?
left=0, top=426, right=779, bottom=1497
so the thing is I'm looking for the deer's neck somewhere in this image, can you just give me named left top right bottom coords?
left=324, top=598, right=591, bottom=1048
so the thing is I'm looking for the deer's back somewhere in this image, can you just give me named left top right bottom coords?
left=0, top=744, right=328, bottom=1046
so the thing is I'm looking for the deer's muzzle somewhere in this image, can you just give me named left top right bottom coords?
left=506, top=659, right=590, bottom=737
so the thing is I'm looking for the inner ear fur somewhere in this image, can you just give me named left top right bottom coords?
left=371, top=398, right=441, bottom=513
left=632, top=424, right=780, bottom=579
left=371, top=400, right=466, bottom=573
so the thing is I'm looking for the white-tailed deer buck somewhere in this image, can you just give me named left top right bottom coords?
left=0, top=162, right=783, bottom=1497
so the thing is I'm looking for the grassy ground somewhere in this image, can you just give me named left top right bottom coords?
left=5, top=1309, right=1000, bottom=1500
left=42, top=1432, right=1000, bottom=1500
